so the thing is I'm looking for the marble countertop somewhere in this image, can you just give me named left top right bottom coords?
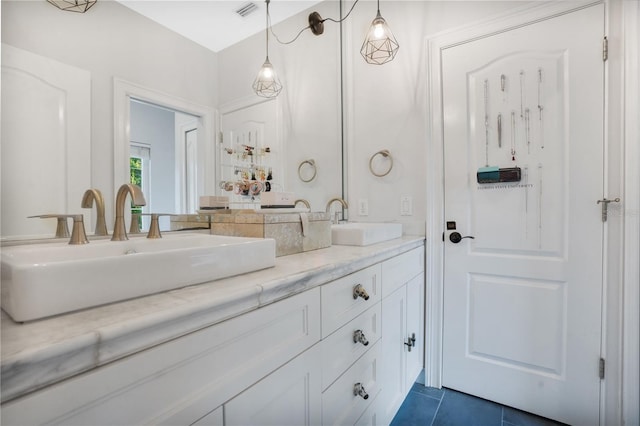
left=1, top=236, right=424, bottom=403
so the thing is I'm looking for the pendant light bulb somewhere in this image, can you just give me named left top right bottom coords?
left=253, top=0, right=282, bottom=98
left=253, top=57, right=282, bottom=98
left=360, top=8, right=399, bottom=65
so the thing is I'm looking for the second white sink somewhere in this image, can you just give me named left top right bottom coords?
left=331, top=222, right=403, bottom=246
left=1, top=233, right=276, bottom=322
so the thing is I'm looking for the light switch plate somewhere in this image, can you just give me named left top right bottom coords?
left=400, top=195, right=413, bottom=216
left=358, top=199, right=369, bottom=216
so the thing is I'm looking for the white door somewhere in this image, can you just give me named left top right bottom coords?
left=442, top=5, right=604, bottom=425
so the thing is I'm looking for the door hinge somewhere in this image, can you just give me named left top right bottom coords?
left=599, top=358, right=605, bottom=380
left=217, top=131, right=224, bottom=144
left=603, top=36, right=608, bottom=62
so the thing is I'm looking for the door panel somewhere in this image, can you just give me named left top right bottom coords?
left=1, top=44, right=91, bottom=239
left=442, top=5, right=604, bottom=425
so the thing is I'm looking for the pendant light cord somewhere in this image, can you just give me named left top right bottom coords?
left=265, top=0, right=270, bottom=57
left=322, top=0, right=360, bottom=24
left=269, top=0, right=361, bottom=45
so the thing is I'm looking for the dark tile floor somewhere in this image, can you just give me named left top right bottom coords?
left=390, top=383, right=566, bottom=426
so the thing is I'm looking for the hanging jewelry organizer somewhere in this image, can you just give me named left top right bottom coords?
left=217, top=124, right=279, bottom=209
left=468, top=51, right=564, bottom=252
left=298, top=159, right=317, bottom=183
left=369, top=149, right=393, bottom=177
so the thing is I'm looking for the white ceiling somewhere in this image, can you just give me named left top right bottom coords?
left=115, top=0, right=325, bottom=53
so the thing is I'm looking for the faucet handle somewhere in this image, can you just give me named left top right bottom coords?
left=129, top=213, right=142, bottom=234
left=29, top=214, right=89, bottom=245
left=29, top=214, right=70, bottom=238
left=141, top=213, right=175, bottom=239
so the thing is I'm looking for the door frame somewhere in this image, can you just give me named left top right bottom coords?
left=113, top=78, right=217, bottom=204
left=424, top=1, right=638, bottom=425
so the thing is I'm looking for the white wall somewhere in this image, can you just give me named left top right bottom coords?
left=2, top=0, right=218, bottom=228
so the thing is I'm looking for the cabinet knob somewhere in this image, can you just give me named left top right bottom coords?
left=353, top=383, right=369, bottom=400
left=353, top=284, right=370, bottom=301
left=353, top=329, right=369, bottom=346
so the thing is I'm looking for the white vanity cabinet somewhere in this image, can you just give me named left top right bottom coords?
left=379, top=247, right=425, bottom=425
left=1, top=288, right=321, bottom=426
left=1, top=241, right=426, bottom=426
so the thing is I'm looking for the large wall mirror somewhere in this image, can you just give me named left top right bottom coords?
left=1, top=0, right=344, bottom=241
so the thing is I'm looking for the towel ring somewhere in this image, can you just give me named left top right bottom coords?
left=298, top=159, right=317, bottom=183
left=369, top=150, right=393, bottom=177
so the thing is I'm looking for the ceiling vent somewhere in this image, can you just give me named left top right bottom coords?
left=235, top=2, right=258, bottom=18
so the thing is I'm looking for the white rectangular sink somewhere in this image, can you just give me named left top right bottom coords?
left=1, top=233, right=276, bottom=322
left=331, top=222, right=403, bottom=246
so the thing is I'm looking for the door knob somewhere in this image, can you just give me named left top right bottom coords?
left=449, top=232, right=475, bottom=244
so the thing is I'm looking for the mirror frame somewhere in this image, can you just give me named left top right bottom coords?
left=113, top=78, right=217, bottom=208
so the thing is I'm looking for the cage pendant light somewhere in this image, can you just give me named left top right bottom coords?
left=47, top=0, right=97, bottom=13
left=360, top=0, right=399, bottom=65
left=253, top=0, right=282, bottom=98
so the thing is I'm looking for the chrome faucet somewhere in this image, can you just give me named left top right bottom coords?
left=325, top=197, right=349, bottom=224
left=112, top=184, right=146, bottom=241
left=81, top=189, right=108, bottom=236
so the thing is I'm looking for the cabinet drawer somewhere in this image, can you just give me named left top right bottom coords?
left=321, top=264, right=381, bottom=338
left=354, top=393, right=383, bottom=426
left=322, top=341, right=381, bottom=426
left=190, top=406, right=223, bottom=426
left=1, top=289, right=320, bottom=426
left=321, top=303, right=381, bottom=391
left=381, top=246, right=424, bottom=298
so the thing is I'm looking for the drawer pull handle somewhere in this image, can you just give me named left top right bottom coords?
left=353, top=329, right=369, bottom=346
left=353, top=383, right=369, bottom=400
left=353, top=284, right=370, bottom=301
left=404, top=333, right=416, bottom=352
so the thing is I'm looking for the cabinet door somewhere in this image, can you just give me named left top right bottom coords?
left=405, top=273, right=424, bottom=392
left=225, top=344, right=322, bottom=426
left=380, top=285, right=407, bottom=425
